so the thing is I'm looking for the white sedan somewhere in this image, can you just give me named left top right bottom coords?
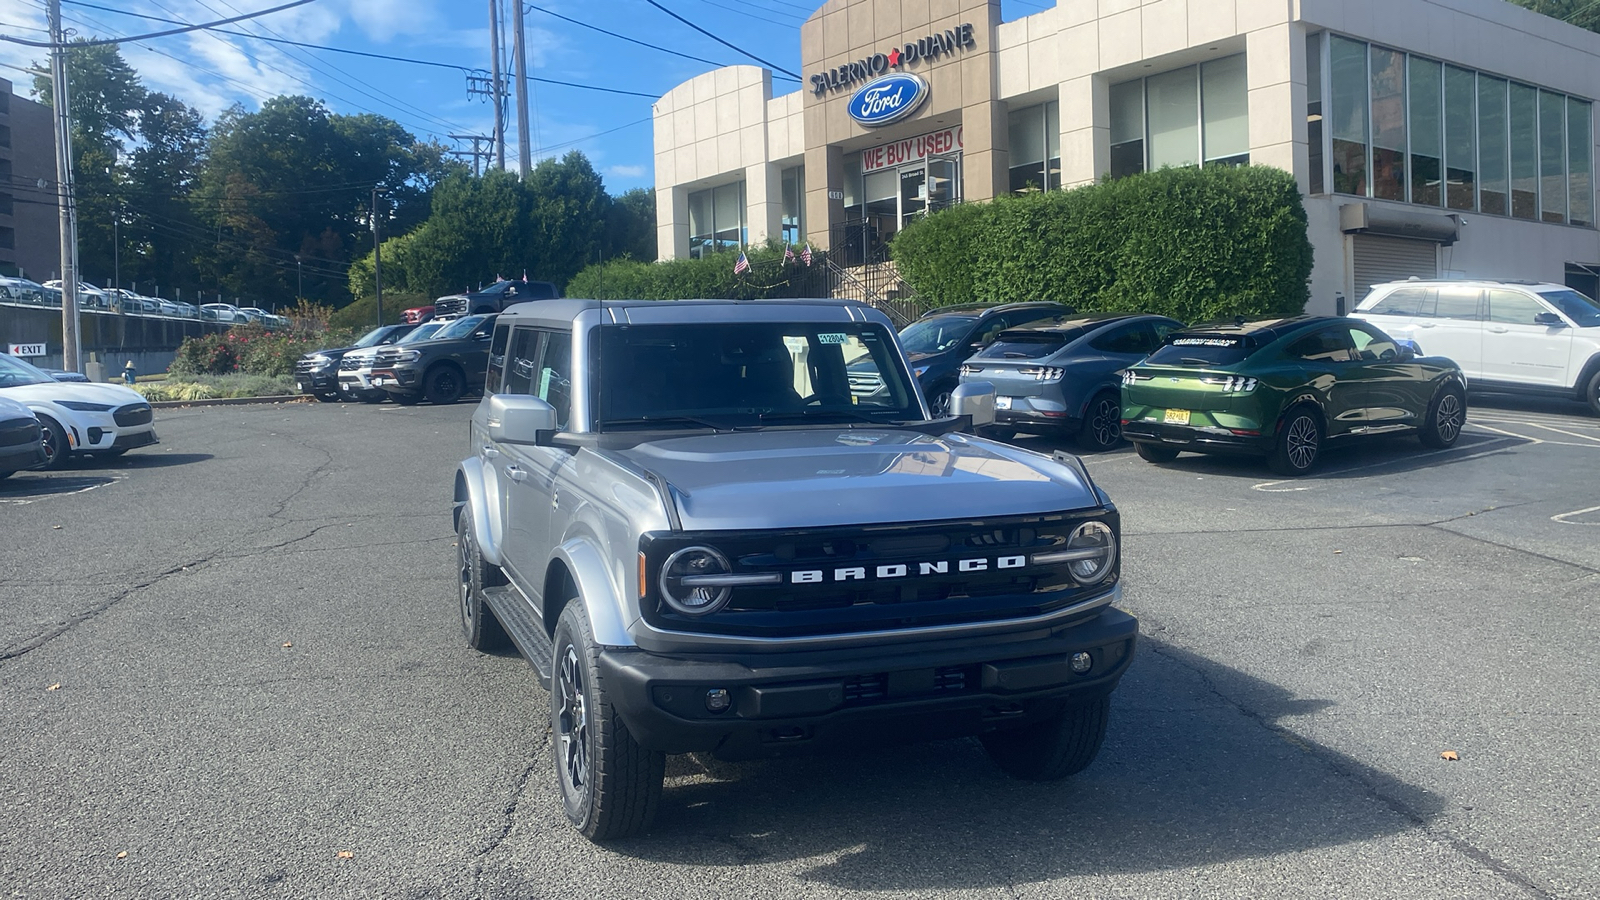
left=0, top=355, right=158, bottom=469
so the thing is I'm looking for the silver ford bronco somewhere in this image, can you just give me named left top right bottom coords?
left=452, top=298, right=1137, bottom=840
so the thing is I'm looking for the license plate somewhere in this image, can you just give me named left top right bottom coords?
left=1164, top=409, right=1191, bottom=425
left=995, top=396, right=1013, bottom=410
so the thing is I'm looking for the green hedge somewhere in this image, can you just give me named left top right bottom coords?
left=566, top=242, right=829, bottom=300
left=892, top=165, right=1314, bottom=323
left=169, top=324, right=359, bottom=377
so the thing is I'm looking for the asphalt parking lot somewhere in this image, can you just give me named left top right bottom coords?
left=1, top=395, right=1596, bottom=899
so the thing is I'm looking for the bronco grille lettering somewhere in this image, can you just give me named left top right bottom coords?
left=791, top=555, right=1028, bottom=584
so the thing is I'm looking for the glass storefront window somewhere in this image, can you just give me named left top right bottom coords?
left=1330, top=36, right=1369, bottom=196
left=1008, top=101, right=1060, bottom=193
left=1540, top=89, right=1567, bottom=223
left=1408, top=57, right=1442, bottom=206
left=1201, top=55, right=1249, bottom=165
left=1445, top=66, right=1477, bottom=211
left=686, top=182, right=746, bottom=259
left=1308, top=33, right=1325, bottom=194
left=1370, top=47, right=1406, bottom=201
left=1569, top=98, right=1593, bottom=227
left=1147, top=66, right=1199, bottom=169
left=1110, top=80, right=1145, bottom=178
left=1510, top=82, right=1539, bottom=220
left=688, top=190, right=712, bottom=259
left=1478, top=75, right=1509, bottom=215
left=781, top=166, right=805, bottom=244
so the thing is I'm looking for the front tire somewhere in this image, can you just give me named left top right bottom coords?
left=391, top=392, right=422, bottom=406
left=1134, top=442, right=1179, bottom=463
left=929, top=385, right=954, bottom=418
left=36, top=414, right=68, bottom=470
left=456, top=506, right=509, bottom=652
left=314, top=392, right=341, bottom=403
left=980, top=696, right=1110, bottom=780
left=1586, top=369, right=1600, bottom=417
left=552, top=601, right=664, bottom=841
left=1077, top=391, right=1122, bottom=452
left=1419, top=384, right=1466, bottom=449
left=1269, top=406, right=1322, bottom=476
left=424, top=366, right=465, bottom=405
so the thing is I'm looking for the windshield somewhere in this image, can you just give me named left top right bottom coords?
left=597, top=322, right=921, bottom=427
left=899, top=316, right=977, bottom=355
left=0, top=353, right=56, bottom=387
left=977, top=326, right=1092, bottom=360
left=402, top=322, right=446, bottom=343
left=353, top=327, right=395, bottom=348
left=1145, top=335, right=1254, bottom=367
left=1537, top=289, right=1600, bottom=327
left=434, top=315, right=490, bottom=340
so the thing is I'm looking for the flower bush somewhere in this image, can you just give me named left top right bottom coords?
left=169, top=324, right=359, bottom=377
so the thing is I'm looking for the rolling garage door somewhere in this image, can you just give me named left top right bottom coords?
left=1352, top=235, right=1439, bottom=302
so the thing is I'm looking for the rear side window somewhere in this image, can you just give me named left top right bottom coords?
left=1090, top=323, right=1157, bottom=354
left=1433, top=287, right=1484, bottom=321
left=1366, top=287, right=1433, bottom=316
left=1146, top=335, right=1253, bottom=367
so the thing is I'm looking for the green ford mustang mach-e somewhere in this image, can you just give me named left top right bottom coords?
left=1121, top=316, right=1467, bottom=476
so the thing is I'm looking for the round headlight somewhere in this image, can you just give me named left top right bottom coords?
left=659, top=546, right=734, bottom=616
left=1065, top=521, right=1117, bottom=584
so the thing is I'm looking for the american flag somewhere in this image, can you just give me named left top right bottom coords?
left=801, top=244, right=813, bottom=267
left=783, top=246, right=796, bottom=265
left=733, top=252, right=750, bottom=274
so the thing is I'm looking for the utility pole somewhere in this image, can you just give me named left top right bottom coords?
left=47, top=0, right=81, bottom=372
left=295, top=255, right=303, bottom=299
left=448, top=133, right=494, bottom=176
left=372, top=188, right=384, bottom=327
left=112, top=207, right=119, bottom=291
left=512, top=0, right=531, bottom=177
left=488, top=0, right=505, bottom=171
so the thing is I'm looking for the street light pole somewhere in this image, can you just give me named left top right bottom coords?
left=371, top=187, right=384, bottom=326
left=295, top=255, right=302, bottom=299
left=47, top=0, right=82, bottom=372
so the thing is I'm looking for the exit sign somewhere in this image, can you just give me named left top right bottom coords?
left=8, top=343, right=46, bottom=357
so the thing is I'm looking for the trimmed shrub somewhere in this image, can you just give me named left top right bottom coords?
left=168, top=324, right=359, bottom=377
left=566, top=242, right=830, bottom=300
left=892, top=165, right=1315, bottom=323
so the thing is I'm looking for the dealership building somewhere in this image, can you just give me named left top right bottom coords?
left=652, top=0, right=1600, bottom=311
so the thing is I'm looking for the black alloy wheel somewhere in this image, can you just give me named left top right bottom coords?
left=1078, top=391, right=1123, bottom=452
left=455, top=506, right=509, bottom=652
left=36, top=415, right=68, bottom=470
left=1420, top=385, right=1466, bottom=449
left=424, top=366, right=465, bottom=405
left=1269, top=407, right=1322, bottom=476
left=929, top=387, right=954, bottom=418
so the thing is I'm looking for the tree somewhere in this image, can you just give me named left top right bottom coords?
left=607, top=187, right=658, bottom=262
left=125, top=93, right=207, bottom=296
left=1506, top=0, right=1600, bottom=32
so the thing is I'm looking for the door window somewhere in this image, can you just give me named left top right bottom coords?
left=1433, top=287, right=1484, bottom=321
left=1348, top=326, right=1401, bottom=361
left=1287, top=327, right=1355, bottom=362
left=503, top=328, right=541, bottom=396
left=1486, top=289, right=1549, bottom=325
left=486, top=324, right=511, bottom=393
left=539, top=332, right=573, bottom=429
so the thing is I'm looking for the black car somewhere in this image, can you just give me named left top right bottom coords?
left=898, top=302, right=1073, bottom=415
left=293, top=325, right=414, bottom=401
left=959, top=313, right=1184, bottom=449
left=433, top=280, right=559, bottom=318
left=370, top=314, right=498, bottom=405
left=0, top=396, right=45, bottom=479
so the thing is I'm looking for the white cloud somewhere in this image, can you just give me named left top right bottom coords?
left=607, top=164, right=645, bottom=179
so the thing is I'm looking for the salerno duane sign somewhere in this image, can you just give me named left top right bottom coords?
left=810, top=23, right=977, bottom=96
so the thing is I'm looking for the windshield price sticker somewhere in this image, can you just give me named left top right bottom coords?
left=1171, top=337, right=1242, bottom=347
left=8, top=343, right=46, bottom=357
left=818, top=332, right=849, bottom=345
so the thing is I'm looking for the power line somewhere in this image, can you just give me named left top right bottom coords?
left=525, top=3, right=800, bottom=82
left=686, top=0, right=804, bottom=27
left=0, top=0, right=316, bottom=48
left=640, top=0, right=801, bottom=78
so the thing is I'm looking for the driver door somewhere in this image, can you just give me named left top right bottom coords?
left=499, top=328, right=576, bottom=594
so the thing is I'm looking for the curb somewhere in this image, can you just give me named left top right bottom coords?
left=149, top=395, right=314, bottom=409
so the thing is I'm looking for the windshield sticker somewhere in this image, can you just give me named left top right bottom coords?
left=1171, top=337, right=1243, bottom=347
left=818, top=332, right=849, bottom=344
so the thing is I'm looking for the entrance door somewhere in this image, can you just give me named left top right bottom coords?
left=926, top=153, right=961, bottom=214
left=899, top=166, right=926, bottom=229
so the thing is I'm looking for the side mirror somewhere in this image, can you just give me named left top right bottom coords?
left=949, top=381, right=995, bottom=427
left=1534, top=311, right=1567, bottom=327
left=486, top=394, right=557, bottom=445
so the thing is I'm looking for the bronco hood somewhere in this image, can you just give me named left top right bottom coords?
left=612, top=429, right=1102, bottom=531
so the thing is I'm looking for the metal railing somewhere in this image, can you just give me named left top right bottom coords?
left=822, top=257, right=925, bottom=328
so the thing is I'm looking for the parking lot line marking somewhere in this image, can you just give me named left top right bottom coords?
left=1523, top=422, right=1600, bottom=444
left=1465, top=422, right=1546, bottom=442
left=0, top=475, right=124, bottom=505
left=1552, top=504, right=1600, bottom=525
left=1251, top=436, right=1523, bottom=492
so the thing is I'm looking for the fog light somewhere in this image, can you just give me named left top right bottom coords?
left=1070, top=652, right=1093, bottom=674
left=704, top=688, right=732, bottom=713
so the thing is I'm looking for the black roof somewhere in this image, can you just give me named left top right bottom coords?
left=918, top=301, right=1071, bottom=319
left=1175, top=315, right=1340, bottom=343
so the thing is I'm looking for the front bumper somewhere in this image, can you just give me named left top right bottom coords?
left=0, top=435, right=46, bottom=472
left=598, top=607, right=1137, bottom=759
left=371, top=366, right=421, bottom=392
left=338, top=371, right=382, bottom=396
left=295, top=370, right=337, bottom=394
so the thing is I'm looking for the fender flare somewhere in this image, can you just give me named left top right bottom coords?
left=453, top=458, right=503, bottom=567
left=1274, top=393, right=1325, bottom=435
left=550, top=538, right=633, bottom=647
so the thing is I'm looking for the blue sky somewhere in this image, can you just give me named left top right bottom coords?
left=0, top=0, right=1043, bottom=194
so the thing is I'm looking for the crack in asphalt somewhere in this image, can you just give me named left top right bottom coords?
left=470, top=729, right=551, bottom=892
left=1142, top=641, right=1556, bottom=900
left=0, top=555, right=217, bottom=664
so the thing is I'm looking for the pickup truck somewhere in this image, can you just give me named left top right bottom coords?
left=452, top=298, right=1137, bottom=840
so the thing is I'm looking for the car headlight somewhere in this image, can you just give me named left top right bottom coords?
left=657, top=546, right=779, bottom=615
left=396, top=349, right=422, bottom=362
left=1030, top=520, right=1118, bottom=585
left=308, top=354, right=332, bottom=367
left=58, top=401, right=114, bottom=412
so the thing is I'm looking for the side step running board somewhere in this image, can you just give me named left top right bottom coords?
left=481, top=586, right=553, bottom=686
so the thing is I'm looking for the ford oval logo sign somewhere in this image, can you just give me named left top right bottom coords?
left=848, top=74, right=928, bottom=127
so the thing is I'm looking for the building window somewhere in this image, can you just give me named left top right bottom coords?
left=1316, top=32, right=1593, bottom=227
left=1307, top=34, right=1325, bottom=194
left=781, top=166, right=805, bottom=244
left=1330, top=37, right=1369, bottom=196
left=1008, top=101, right=1060, bottom=193
left=687, top=181, right=746, bottom=259
left=1478, top=75, right=1509, bottom=215
left=1109, top=54, right=1249, bottom=178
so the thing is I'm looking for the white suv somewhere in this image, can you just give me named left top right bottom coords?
left=1353, top=279, right=1600, bottom=416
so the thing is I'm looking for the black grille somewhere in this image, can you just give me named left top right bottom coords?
left=372, top=348, right=403, bottom=367
left=641, top=511, right=1118, bottom=638
left=339, top=355, right=365, bottom=371
left=843, top=675, right=886, bottom=704
left=112, top=403, right=152, bottom=427
left=434, top=297, right=468, bottom=317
